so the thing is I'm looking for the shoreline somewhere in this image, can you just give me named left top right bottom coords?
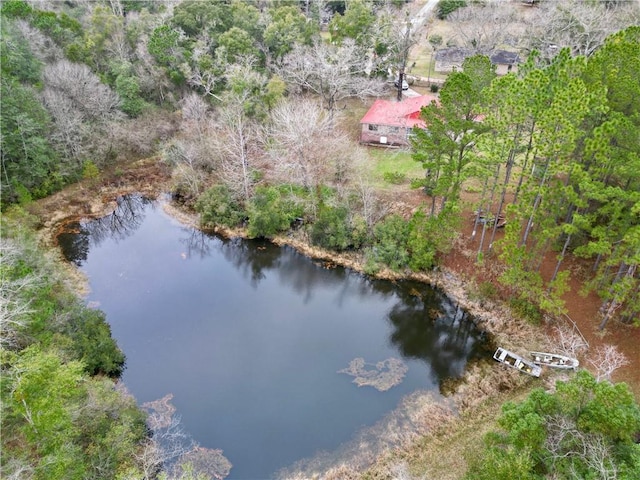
left=30, top=166, right=575, bottom=478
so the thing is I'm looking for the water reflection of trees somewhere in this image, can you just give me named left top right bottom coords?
left=216, top=237, right=280, bottom=287
left=58, top=195, right=153, bottom=266
left=179, top=227, right=214, bottom=259
left=84, top=194, right=153, bottom=245
left=387, top=284, right=486, bottom=381
left=57, top=223, right=91, bottom=266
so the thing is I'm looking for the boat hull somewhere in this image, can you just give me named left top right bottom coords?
left=530, top=352, right=579, bottom=370
left=493, top=347, right=542, bottom=377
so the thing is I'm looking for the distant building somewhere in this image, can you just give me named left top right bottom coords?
left=359, top=94, right=438, bottom=147
left=434, top=48, right=521, bottom=75
left=434, top=47, right=473, bottom=73
left=489, top=50, right=521, bottom=75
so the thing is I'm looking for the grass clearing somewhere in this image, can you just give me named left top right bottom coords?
left=338, top=97, right=375, bottom=141
left=367, top=148, right=424, bottom=188
left=407, top=17, right=458, bottom=81
left=408, top=42, right=446, bottom=81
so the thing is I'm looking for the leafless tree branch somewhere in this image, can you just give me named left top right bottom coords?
left=587, top=344, right=629, bottom=382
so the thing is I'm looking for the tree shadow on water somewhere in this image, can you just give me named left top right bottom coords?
left=57, top=194, right=153, bottom=266
left=387, top=285, right=488, bottom=384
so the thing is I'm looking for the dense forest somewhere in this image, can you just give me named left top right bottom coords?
left=1, top=0, right=639, bottom=478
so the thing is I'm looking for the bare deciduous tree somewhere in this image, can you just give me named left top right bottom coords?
left=183, top=35, right=224, bottom=101
left=277, top=40, right=386, bottom=117
left=448, top=3, right=521, bottom=53
left=213, top=101, right=261, bottom=202
left=14, top=19, right=64, bottom=63
left=164, top=141, right=208, bottom=199
left=111, top=110, right=178, bottom=157
left=43, top=60, right=120, bottom=121
left=350, top=156, right=389, bottom=228
left=41, top=88, right=87, bottom=162
left=108, top=0, right=124, bottom=16
left=0, top=240, right=40, bottom=349
left=171, top=447, right=232, bottom=480
left=138, top=393, right=233, bottom=480
left=548, top=323, right=588, bottom=360
left=133, top=38, right=174, bottom=105
left=213, top=58, right=273, bottom=201
left=522, top=0, right=640, bottom=59
left=41, top=60, right=122, bottom=166
left=181, top=92, right=209, bottom=125
left=267, top=99, right=347, bottom=196
left=371, top=9, right=418, bottom=91
left=587, top=344, right=629, bottom=382
left=544, top=414, right=619, bottom=480
left=0, top=458, right=34, bottom=480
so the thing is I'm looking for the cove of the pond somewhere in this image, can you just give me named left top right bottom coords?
left=57, top=194, right=490, bottom=479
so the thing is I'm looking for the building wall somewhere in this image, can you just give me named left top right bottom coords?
left=437, top=61, right=517, bottom=75
left=434, top=59, right=461, bottom=73
left=494, top=63, right=517, bottom=75
left=360, top=124, right=410, bottom=146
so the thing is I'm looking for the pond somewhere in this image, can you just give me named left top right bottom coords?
left=58, top=194, right=489, bottom=479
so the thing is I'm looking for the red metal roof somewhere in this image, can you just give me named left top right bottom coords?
left=360, top=94, right=438, bottom=128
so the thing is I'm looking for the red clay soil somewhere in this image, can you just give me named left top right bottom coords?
left=441, top=201, right=640, bottom=398
left=385, top=186, right=639, bottom=397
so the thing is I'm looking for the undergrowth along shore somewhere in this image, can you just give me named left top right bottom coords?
left=164, top=198, right=569, bottom=478
left=32, top=167, right=583, bottom=479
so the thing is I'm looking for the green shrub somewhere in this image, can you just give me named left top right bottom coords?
left=82, top=160, right=100, bottom=181
left=115, top=75, right=146, bottom=117
left=478, top=281, right=498, bottom=299
left=465, top=371, right=640, bottom=479
left=1, top=208, right=148, bottom=479
left=383, top=171, right=407, bottom=185
left=58, top=307, right=126, bottom=377
left=247, top=186, right=303, bottom=238
left=0, top=0, right=33, bottom=18
left=437, top=0, right=467, bottom=19
left=410, top=178, right=426, bottom=190
left=509, top=297, right=542, bottom=324
left=349, top=214, right=370, bottom=250
left=370, top=214, right=410, bottom=271
left=195, top=184, right=246, bottom=229
left=310, top=206, right=351, bottom=250
left=13, top=183, right=33, bottom=205
left=309, top=206, right=370, bottom=251
left=407, top=210, right=437, bottom=271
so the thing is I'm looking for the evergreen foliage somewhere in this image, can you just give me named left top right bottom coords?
left=0, top=77, right=62, bottom=204
left=246, top=186, right=304, bottom=239
left=195, top=184, right=247, bottom=229
left=368, top=214, right=410, bottom=271
left=411, top=28, right=640, bottom=322
left=465, top=371, right=640, bottom=479
left=437, top=0, right=467, bottom=19
left=1, top=210, right=146, bottom=478
left=310, top=205, right=362, bottom=251
left=328, top=0, right=376, bottom=45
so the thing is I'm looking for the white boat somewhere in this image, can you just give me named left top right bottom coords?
left=530, top=351, right=579, bottom=370
left=493, top=347, right=542, bottom=377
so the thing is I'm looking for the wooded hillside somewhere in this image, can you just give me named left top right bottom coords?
left=1, top=1, right=639, bottom=479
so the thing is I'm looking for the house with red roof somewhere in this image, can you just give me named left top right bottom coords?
left=359, top=94, right=438, bottom=147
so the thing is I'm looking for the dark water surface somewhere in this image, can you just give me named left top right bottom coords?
left=58, top=195, right=487, bottom=479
